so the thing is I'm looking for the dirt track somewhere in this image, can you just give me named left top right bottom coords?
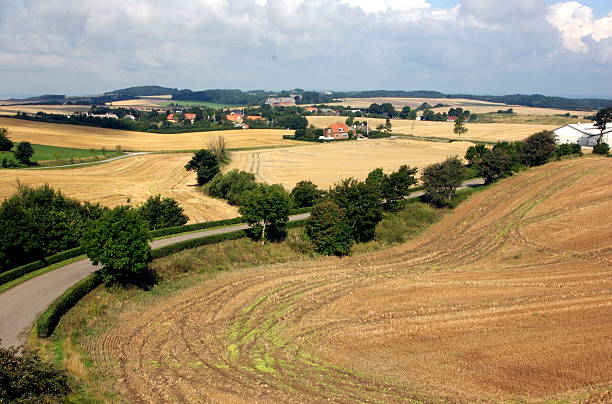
left=87, top=157, right=612, bottom=403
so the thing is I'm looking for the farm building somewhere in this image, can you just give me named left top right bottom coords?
left=265, top=97, right=296, bottom=107
left=323, top=122, right=350, bottom=139
left=553, top=123, right=612, bottom=146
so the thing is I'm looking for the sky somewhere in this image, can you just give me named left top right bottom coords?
left=0, top=0, right=611, bottom=98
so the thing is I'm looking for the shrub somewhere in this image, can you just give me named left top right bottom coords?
left=0, top=344, right=71, bottom=402
left=0, top=247, right=83, bottom=286
left=375, top=202, right=441, bottom=244
left=422, top=156, right=466, bottom=207
left=81, top=206, right=152, bottom=286
left=290, top=180, right=323, bottom=208
left=151, top=230, right=248, bottom=259
left=137, top=194, right=188, bottom=230
left=593, top=142, right=610, bottom=155
left=208, top=170, right=257, bottom=205
left=521, top=130, right=557, bottom=166
left=306, top=200, right=353, bottom=256
left=556, top=143, right=582, bottom=157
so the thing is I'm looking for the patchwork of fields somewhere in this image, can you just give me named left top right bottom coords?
left=0, top=153, right=237, bottom=223
left=0, top=117, right=295, bottom=151
left=307, top=116, right=559, bottom=142
left=227, top=138, right=472, bottom=189
left=80, top=157, right=612, bottom=403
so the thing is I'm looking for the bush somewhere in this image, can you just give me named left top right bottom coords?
left=36, top=272, right=103, bottom=338
left=306, top=200, right=353, bottom=256
left=149, top=216, right=245, bottom=238
left=0, top=247, right=83, bottom=286
left=593, top=142, right=610, bottom=155
left=556, top=143, right=582, bottom=157
left=151, top=230, right=248, bottom=259
left=137, top=194, right=188, bottom=230
left=80, top=206, right=152, bottom=286
left=522, top=130, right=556, bottom=166
left=374, top=202, right=441, bottom=244
left=422, top=156, right=466, bottom=207
left=0, top=344, right=71, bottom=402
left=208, top=170, right=257, bottom=205
left=290, top=180, right=323, bottom=208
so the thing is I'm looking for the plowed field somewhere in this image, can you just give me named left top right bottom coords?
left=0, top=154, right=237, bottom=223
left=87, top=157, right=612, bottom=403
left=0, top=117, right=295, bottom=151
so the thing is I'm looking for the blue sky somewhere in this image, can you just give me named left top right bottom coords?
left=0, top=0, right=611, bottom=98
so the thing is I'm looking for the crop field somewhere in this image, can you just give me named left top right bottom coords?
left=227, top=138, right=472, bottom=189
left=0, top=117, right=296, bottom=151
left=0, top=104, right=91, bottom=116
left=308, top=116, right=559, bottom=142
left=325, top=97, right=594, bottom=116
left=76, top=157, right=611, bottom=403
left=0, top=153, right=237, bottom=223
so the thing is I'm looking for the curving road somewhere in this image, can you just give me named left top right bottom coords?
left=0, top=179, right=483, bottom=348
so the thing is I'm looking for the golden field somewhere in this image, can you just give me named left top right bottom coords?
left=227, top=138, right=472, bottom=189
left=0, top=154, right=237, bottom=223
left=325, top=97, right=594, bottom=116
left=0, top=104, right=91, bottom=115
left=0, top=117, right=296, bottom=151
left=307, top=116, right=559, bottom=142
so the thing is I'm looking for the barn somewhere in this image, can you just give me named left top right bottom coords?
left=553, top=123, right=612, bottom=146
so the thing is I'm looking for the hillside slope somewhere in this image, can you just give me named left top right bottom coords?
left=86, top=157, right=612, bottom=403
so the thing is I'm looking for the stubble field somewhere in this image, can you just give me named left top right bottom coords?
left=227, top=138, right=472, bottom=189
left=307, top=116, right=559, bottom=142
left=0, top=153, right=237, bottom=223
left=81, top=157, right=611, bottom=403
left=0, top=117, right=295, bottom=151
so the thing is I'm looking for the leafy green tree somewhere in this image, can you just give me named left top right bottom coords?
left=464, top=144, right=489, bottom=168
left=137, top=195, right=188, bottom=230
left=277, top=114, right=308, bottom=130
left=306, top=200, right=353, bottom=256
left=422, top=156, right=466, bottom=207
left=492, top=141, right=524, bottom=170
left=14, top=141, right=34, bottom=165
left=239, top=184, right=292, bottom=243
left=208, top=169, right=257, bottom=205
left=328, top=178, right=383, bottom=242
left=290, top=180, right=322, bottom=208
left=345, top=115, right=354, bottom=127
left=365, top=166, right=417, bottom=211
left=0, top=344, right=71, bottom=403
left=478, top=148, right=515, bottom=184
left=521, top=130, right=557, bottom=167
left=184, top=149, right=219, bottom=185
left=593, top=107, right=612, bottom=139
left=0, top=127, right=13, bottom=151
left=294, top=125, right=324, bottom=141
left=81, top=206, right=152, bottom=285
left=385, top=118, right=392, bottom=134
left=593, top=142, right=610, bottom=155
left=453, top=115, right=468, bottom=137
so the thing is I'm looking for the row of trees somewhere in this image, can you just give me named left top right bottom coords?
left=0, top=128, right=34, bottom=166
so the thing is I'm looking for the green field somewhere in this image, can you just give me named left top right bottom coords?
left=0, top=144, right=123, bottom=165
left=161, top=101, right=236, bottom=109
left=473, top=113, right=586, bottom=126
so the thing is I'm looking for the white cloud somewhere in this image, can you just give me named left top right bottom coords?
left=338, top=0, right=430, bottom=13
left=547, top=1, right=612, bottom=53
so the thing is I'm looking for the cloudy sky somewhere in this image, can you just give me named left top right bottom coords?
left=1, top=0, right=611, bottom=98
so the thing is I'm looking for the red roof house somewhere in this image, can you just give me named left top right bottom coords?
left=325, top=122, right=350, bottom=139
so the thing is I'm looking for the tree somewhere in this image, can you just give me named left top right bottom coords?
left=453, top=114, right=468, bottom=137
left=345, top=115, right=355, bottom=127
left=184, top=149, right=219, bottom=185
left=365, top=166, right=417, bottom=211
left=328, top=178, right=383, bottom=242
left=521, top=130, right=557, bottom=167
left=478, top=148, right=514, bottom=184
left=137, top=195, right=188, bottom=230
left=239, top=184, right=292, bottom=243
left=422, top=156, right=466, bottom=207
left=0, top=127, right=13, bottom=151
left=593, top=142, right=609, bottom=155
left=0, top=344, right=71, bottom=403
left=207, top=135, right=229, bottom=164
left=290, top=180, right=322, bottom=208
left=385, top=117, right=392, bottom=134
left=14, top=141, right=34, bottom=165
left=593, top=107, right=612, bottom=140
left=464, top=144, right=488, bottom=168
left=208, top=169, right=257, bottom=205
left=81, top=206, right=152, bottom=285
left=306, top=200, right=353, bottom=256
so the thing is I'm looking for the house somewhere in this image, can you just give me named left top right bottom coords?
left=246, top=115, right=264, bottom=121
left=265, top=97, right=296, bottom=107
left=304, top=107, right=318, bottom=113
left=88, top=113, right=119, bottom=120
left=166, top=113, right=177, bottom=123
left=123, top=114, right=136, bottom=121
left=553, top=123, right=612, bottom=146
left=226, top=112, right=243, bottom=123
left=447, top=115, right=470, bottom=123
left=324, top=122, right=350, bottom=139
left=183, top=113, right=197, bottom=124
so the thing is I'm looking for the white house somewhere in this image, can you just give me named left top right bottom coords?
left=553, top=123, right=612, bottom=146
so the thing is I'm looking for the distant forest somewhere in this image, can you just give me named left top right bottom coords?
left=15, top=85, right=612, bottom=111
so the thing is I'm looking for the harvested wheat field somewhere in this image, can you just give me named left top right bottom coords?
left=0, top=104, right=92, bottom=116
left=308, top=116, right=558, bottom=142
left=0, top=117, right=295, bottom=151
left=86, top=157, right=612, bottom=403
left=227, top=138, right=472, bottom=189
left=0, top=154, right=237, bottom=223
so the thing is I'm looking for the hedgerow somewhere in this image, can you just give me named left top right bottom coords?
left=0, top=247, right=83, bottom=286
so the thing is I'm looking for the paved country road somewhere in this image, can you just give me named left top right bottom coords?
left=0, top=179, right=483, bottom=348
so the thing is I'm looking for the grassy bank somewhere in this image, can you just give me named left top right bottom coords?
left=0, top=144, right=123, bottom=167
